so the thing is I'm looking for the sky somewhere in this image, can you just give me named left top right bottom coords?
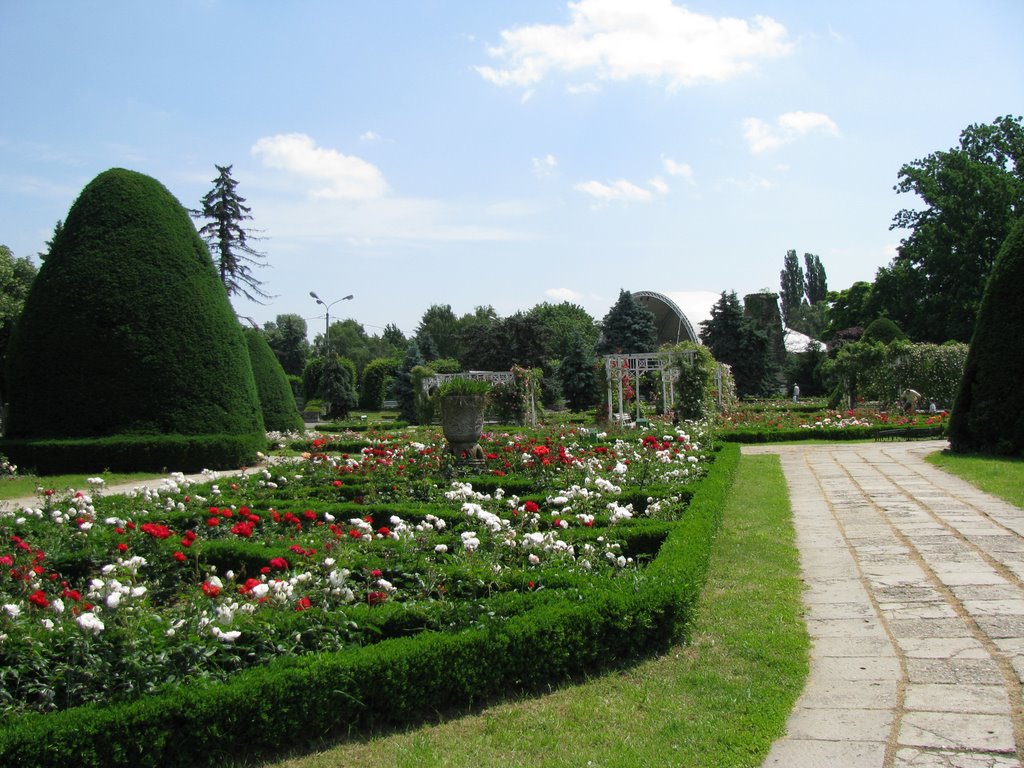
left=2, top=0, right=1022, bottom=340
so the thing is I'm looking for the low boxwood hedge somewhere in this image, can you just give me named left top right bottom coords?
left=0, top=444, right=739, bottom=767
left=0, top=433, right=268, bottom=473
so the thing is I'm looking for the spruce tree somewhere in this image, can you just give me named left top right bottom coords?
left=597, top=289, right=658, bottom=354
left=390, top=340, right=425, bottom=423
left=700, top=291, right=776, bottom=397
left=193, top=164, right=271, bottom=303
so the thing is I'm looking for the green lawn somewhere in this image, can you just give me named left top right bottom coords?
left=0, top=471, right=164, bottom=500
left=926, top=450, right=1024, bottom=509
left=254, top=453, right=808, bottom=768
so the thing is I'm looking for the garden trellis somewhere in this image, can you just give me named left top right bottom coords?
left=604, top=350, right=696, bottom=424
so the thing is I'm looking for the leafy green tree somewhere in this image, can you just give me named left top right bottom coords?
left=950, top=215, right=1024, bottom=454
left=359, top=357, right=400, bottom=410
left=415, top=304, right=460, bottom=361
left=527, top=301, right=600, bottom=359
left=779, top=249, right=804, bottom=328
left=882, top=115, right=1024, bottom=342
left=597, top=289, right=658, bottom=354
left=699, top=291, right=776, bottom=397
left=192, top=164, right=271, bottom=303
left=457, top=306, right=503, bottom=370
left=262, top=313, right=310, bottom=376
left=0, top=245, right=37, bottom=401
left=3, top=168, right=264, bottom=469
left=743, top=291, right=786, bottom=373
left=803, top=253, right=828, bottom=305
left=244, top=328, right=303, bottom=432
left=559, top=331, right=598, bottom=411
left=822, top=281, right=874, bottom=339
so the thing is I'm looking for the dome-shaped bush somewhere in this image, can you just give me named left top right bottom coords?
left=244, top=328, right=303, bottom=433
left=949, top=216, right=1024, bottom=455
left=861, top=317, right=907, bottom=345
left=2, top=168, right=265, bottom=471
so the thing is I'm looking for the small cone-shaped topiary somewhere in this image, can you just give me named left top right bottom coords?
left=3, top=168, right=265, bottom=471
left=244, top=328, right=304, bottom=433
left=949, top=215, right=1024, bottom=455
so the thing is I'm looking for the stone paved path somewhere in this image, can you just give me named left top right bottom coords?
left=748, top=440, right=1024, bottom=768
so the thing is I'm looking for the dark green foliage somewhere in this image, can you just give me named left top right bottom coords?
left=527, top=301, right=600, bottom=359
left=262, top=313, right=310, bottom=376
left=321, top=356, right=358, bottom=419
left=192, top=164, right=271, bottom=303
left=390, top=341, right=425, bottom=423
left=559, top=331, right=599, bottom=411
left=743, top=292, right=786, bottom=371
left=950, top=215, right=1024, bottom=455
left=785, top=343, right=827, bottom=397
left=803, top=253, right=828, bottom=305
left=700, top=292, right=777, bottom=398
left=861, top=317, right=907, bottom=345
left=882, top=115, right=1024, bottom=342
left=415, top=304, right=460, bottom=361
left=0, top=433, right=267, bottom=474
left=822, top=281, right=874, bottom=340
left=598, top=289, right=658, bottom=354
left=3, top=168, right=264, bottom=469
left=301, top=356, right=325, bottom=401
left=779, top=250, right=804, bottom=328
left=244, top=329, right=303, bottom=432
left=671, top=343, right=718, bottom=420
left=360, top=357, right=400, bottom=410
left=0, top=245, right=38, bottom=401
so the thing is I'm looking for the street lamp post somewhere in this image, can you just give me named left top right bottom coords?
left=309, top=291, right=353, bottom=351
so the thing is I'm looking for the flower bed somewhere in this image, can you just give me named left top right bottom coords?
left=716, top=405, right=949, bottom=442
left=0, top=424, right=735, bottom=767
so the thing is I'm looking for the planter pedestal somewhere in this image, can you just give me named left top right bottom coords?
left=440, top=395, right=486, bottom=462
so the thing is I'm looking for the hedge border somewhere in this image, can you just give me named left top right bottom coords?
left=0, top=444, right=739, bottom=767
left=0, top=433, right=267, bottom=474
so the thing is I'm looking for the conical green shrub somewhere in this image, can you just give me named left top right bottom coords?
left=2, top=168, right=265, bottom=471
left=949, top=215, right=1024, bottom=455
left=244, top=328, right=303, bottom=433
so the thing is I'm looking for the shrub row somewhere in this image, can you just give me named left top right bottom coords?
left=0, top=445, right=739, bottom=767
left=717, top=425, right=946, bottom=443
left=0, top=433, right=267, bottom=474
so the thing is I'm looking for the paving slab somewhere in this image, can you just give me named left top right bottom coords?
left=748, top=440, right=1024, bottom=766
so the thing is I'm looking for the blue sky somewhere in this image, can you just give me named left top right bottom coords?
left=2, top=0, right=1021, bottom=338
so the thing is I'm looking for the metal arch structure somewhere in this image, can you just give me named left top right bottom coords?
left=633, top=290, right=699, bottom=346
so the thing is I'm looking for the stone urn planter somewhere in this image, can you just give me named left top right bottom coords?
left=439, top=394, right=487, bottom=460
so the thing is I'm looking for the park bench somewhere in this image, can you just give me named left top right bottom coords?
left=874, top=426, right=946, bottom=441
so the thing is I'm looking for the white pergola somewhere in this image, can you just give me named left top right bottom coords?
left=603, top=350, right=697, bottom=424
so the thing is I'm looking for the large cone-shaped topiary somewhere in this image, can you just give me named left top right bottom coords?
left=949, top=215, right=1024, bottom=455
left=2, top=168, right=265, bottom=471
left=244, top=328, right=304, bottom=433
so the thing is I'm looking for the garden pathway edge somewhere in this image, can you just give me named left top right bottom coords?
left=748, top=440, right=1024, bottom=768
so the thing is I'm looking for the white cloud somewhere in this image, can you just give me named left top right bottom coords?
left=546, top=287, right=583, bottom=302
left=648, top=176, right=670, bottom=195
left=575, top=178, right=653, bottom=202
left=719, top=174, right=775, bottom=192
left=251, top=133, right=389, bottom=200
left=476, top=0, right=791, bottom=92
left=662, top=157, right=694, bottom=183
left=359, top=131, right=381, bottom=142
left=532, top=153, right=558, bottom=177
left=743, top=111, right=840, bottom=153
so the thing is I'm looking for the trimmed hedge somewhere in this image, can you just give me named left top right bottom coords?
left=717, top=424, right=947, bottom=443
left=950, top=215, right=1024, bottom=455
left=244, top=328, right=304, bottom=433
left=0, top=433, right=268, bottom=474
left=3, top=168, right=264, bottom=469
left=0, top=446, right=739, bottom=767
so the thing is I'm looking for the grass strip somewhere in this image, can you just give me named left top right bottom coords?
left=925, top=450, right=1024, bottom=509
left=0, top=471, right=164, bottom=500
left=257, top=453, right=808, bottom=768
